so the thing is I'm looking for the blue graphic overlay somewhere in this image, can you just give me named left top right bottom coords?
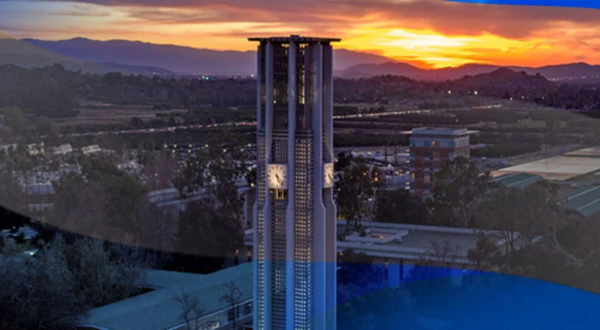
left=335, top=262, right=600, bottom=330
left=448, top=0, right=600, bottom=10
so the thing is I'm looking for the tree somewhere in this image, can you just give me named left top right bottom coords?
left=335, top=152, right=354, bottom=171
left=50, top=155, right=147, bottom=244
left=335, top=162, right=383, bottom=232
left=130, top=116, right=144, bottom=128
left=174, top=291, right=204, bottom=330
left=0, top=239, right=85, bottom=330
left=140, top=151, right=178, bottom=190
left=173, top=133, right=248, bottom=272
left=174, top=133, right=247, bottom=208
left=0, top=169, right=26, bottom=232
left=132, top=201, right=178, bottom=253
left=67, top=238, right=145, bottom=307
left=35, top=118, right=60, bottom=146
left=220, top=281, right=243, bottom=330
left=375, top=189, right=429, bottom=225
left=467, top=181, right=599, bottom=291
left=245, top=166, right=257, bottom=188
left=475, top=186, right=524, bottom=254
left=175, top=201, right=244, bottom=273
left=3, top=106, right=24, bottom=134
left=0, top=236, right=146, bottom=329
left=476, top=182, right=565, bottom=255
left=429, top=157, right=492, bottom=227
left=467, top=235, right=500, bottom=267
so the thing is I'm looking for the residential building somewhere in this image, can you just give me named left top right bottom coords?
left=53, top=143, right=73, bottom=156
left=249, top=35, right=339, bottom=330
left=26, top=142, right=44, bottom=156
left=405, top=128, right=475, bottom=196
left=0, top=143, right=16, bottom=153
left=81, top=144, right=102, bottom=155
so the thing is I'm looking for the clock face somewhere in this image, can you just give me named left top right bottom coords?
left=267, top=164, right=287, bottom=189
left=324, top=163, right=334, bottom=188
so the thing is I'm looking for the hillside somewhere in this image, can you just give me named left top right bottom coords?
left=0, top=38, right=173, bottom=75
left=339, top=61, right=600, bottom=81
left=22, top=38, right=396, bottom=76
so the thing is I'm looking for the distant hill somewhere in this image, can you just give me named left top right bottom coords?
left=518, top=62, right=600, bottom=81
left=0, top=37, right=174, bottom=75
left=4, top=37, right=600, bottom=80
left=339, top=61, right=600, bottom=81
left=22, top=38, right=396, bottom=76
left=447, top=68, right=555, bottom=91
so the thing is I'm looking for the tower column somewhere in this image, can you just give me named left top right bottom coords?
left=285, top=40, right=297, bottom=330
left=311, top=42, right=327, bottom=330
left=262, top=40, right=274, bottom=330
left=250, top=36, right=340, bottom=330
left=322, top=43, right=337, bottom=330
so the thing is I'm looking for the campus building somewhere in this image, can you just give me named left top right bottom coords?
left=249, top=35, right=339, bottom=330
left=405, top=128, right=475, bottom=196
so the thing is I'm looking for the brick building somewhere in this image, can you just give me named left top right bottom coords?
left=405, top=128, right=475, bottom=196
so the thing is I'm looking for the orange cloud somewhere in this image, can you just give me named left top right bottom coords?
left=2, top=0, right=600, bottom=67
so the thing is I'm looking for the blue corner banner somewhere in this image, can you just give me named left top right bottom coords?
left=448, top=0, right=600, bottom=10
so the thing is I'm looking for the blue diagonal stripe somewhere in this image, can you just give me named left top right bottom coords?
left=448, top=0, right=600, bottom=10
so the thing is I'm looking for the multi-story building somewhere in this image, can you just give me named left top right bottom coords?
left=249, top=35, right=338, bottom=330
left=407, top=127, right=473, bottom=196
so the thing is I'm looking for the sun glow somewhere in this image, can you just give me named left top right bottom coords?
left=2, top=1, right=600, bottom=68
left=340, top=27, right=560, bottom=68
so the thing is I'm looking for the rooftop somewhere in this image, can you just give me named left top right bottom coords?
left=335, top=221, right=513, bottom=264
left=565, top=185, right=600, bottom=218
left=402, top=127, right=478, bottom=136
left=493, top=172, right=544, bottom=189
left=493, top=154, right=600, bottom=181
left=244, top=221, right=519, bottom=265
left=565, top=146, right=600, bottom=158
left=78, top=263, right=252, bottom=330
left=248, top=35, right=341, bottom=43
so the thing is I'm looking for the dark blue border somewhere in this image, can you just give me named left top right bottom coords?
left=448, top=0, right=600, bottom=10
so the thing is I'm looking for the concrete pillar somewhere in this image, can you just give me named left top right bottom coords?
left=285, top=40, right=297, bottom=330
left=262, top=40, right=274, bottom=330
left=312, top=42, right=327, bottom=330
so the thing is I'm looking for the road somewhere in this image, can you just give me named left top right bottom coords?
left=63, top=121, right=257, bottom=137
left=62, top=104, right=503, bottom=138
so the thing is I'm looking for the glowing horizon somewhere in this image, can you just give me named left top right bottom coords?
left=1, top=0, right=600, bottom=69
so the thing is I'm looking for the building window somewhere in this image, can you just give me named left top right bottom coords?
left=424, top=140, right=432, bottom=147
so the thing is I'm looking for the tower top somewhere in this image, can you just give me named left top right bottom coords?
left=248, top=35, right=341, bottom=43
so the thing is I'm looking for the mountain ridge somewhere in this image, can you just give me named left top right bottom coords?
left=1, top=37, right=599, bottom=81
left=339, top=61, right=600, bottom=81
left=20, top=38, right=395, bottom=76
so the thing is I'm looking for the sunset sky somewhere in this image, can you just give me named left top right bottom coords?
left=1, top=0, right=600, bottom=68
